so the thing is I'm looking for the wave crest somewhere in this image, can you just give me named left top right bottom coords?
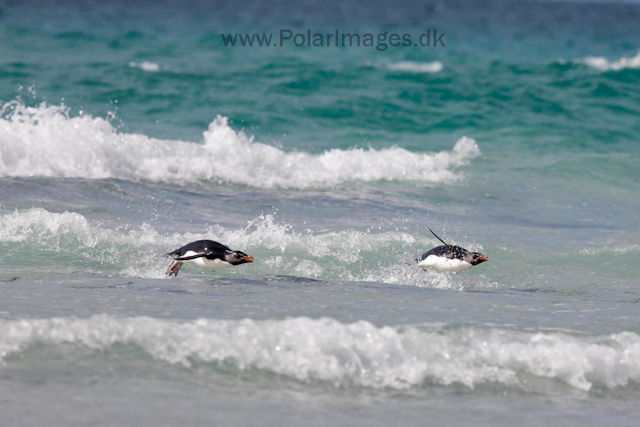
left=0, top=101, right=480, bottom=188
left=386, top=60, right=443, bottom=73
left=128, top=61, right=161, bottom=72
left=2, top=314, right=639, bottom=391
left=581, top=51, right=640, bottom=71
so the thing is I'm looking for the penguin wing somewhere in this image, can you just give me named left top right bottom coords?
left=169, top=240, right=231, bottom=261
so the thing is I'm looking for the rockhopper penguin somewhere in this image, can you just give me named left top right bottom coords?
left=417, top=228, right=488, bottom=272
left=166, top=240, right=254, bottom=276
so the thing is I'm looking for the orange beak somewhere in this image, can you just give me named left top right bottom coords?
left=478, top=254, right=489, bottom=262
left=243, top=255, right=254, bottom=263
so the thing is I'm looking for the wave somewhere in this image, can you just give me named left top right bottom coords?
left=0, top=208, right=173, bottom=278
left=2, top=314, right=639, bottom=391
left=0, top=208, right=479, bottom=286
left=0, top=101, right=480, bottom=188
left=385, top=60, right=443, bottom=74
left=581, top=51, right=640, bottom=71
left=4, top=208, right=632, bottom=289
left=128, top=61, right=161, bottom=72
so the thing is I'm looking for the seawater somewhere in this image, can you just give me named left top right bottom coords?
left=1, top=0, right=640, bottom=426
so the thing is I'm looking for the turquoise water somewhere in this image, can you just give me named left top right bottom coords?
left=1, top=1, right=640, bottom=425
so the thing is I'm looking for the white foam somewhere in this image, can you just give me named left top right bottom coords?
left=0, top=208, right=96, bottom=245
left=386, top=60, right=443, bottom=73
left=0, top=101, right=480, bottom=188
left=0, top=208, right=172, bottom=278
left=581, top=51, right=640, bottom=71
left=1, top=314, right=639, bottom=391
left=129, top=61, right=161, bottom=72
left=0, top=208, right=471, bottom=283
left=359, top=262, right=496, bottom=290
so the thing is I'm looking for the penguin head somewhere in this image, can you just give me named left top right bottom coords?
left=464, top=252, right=488, bottom=265
left=226, top=251, right=255, bottom=265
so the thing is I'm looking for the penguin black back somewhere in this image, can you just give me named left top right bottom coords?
left=418, top=245, right=470, bottom=261
left=168, top=240, right=231, bottom=260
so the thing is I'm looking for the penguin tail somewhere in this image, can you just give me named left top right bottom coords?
left=166, top=250, right=180, bottom=259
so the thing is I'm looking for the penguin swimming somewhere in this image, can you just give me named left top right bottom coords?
left=166, top=240, right=254, bottom=276
left=417, top=228, right=488, bottom=272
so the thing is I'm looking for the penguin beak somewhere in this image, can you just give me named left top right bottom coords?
left=478, top=254, right=489, bottom=262
left=243, top=255, right=254, bottom=263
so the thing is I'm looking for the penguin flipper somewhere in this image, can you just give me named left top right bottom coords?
left=174, top=253, right=210, bottom=261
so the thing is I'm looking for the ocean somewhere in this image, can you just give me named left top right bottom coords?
left=1, top=0, right=639, bottom=425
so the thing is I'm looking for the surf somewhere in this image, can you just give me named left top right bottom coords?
left=0, top=100, right=481, bottom=189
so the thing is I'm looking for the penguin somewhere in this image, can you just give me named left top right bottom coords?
left=417, top=228, right=488, bottom=272
left=166, top=240, right=254, bottom=277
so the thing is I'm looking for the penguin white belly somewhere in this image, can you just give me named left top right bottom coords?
left=192, top=257, right=232, bottom=271
left=418, top=255, right=472, bottom=272
left=181, top=251, right=232, bottom=271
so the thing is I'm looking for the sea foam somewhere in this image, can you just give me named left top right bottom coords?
left=386, top=60, right=444, bottom=74
left=0, top=101, right=480, bottom=188
left=128, top=61, right=161, bottom=72
left=0, top=208, right=471, bottom=286
left=1, top=314, right=639, bottom=391
left=581, top=51, right=640, bottom=71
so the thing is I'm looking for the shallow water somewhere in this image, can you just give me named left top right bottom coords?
left=1, top=0, right=640, bottom=425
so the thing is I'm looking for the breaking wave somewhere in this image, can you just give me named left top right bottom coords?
left=128, top=61, right=161, bottom=72
left=385, top=60, right=443, bottom=73
left=581, top=51, right=640, bottom=71
left=0, top=101, right=480, bottom=189
left=0, top=208, right=479, bottom=287
left=1, top=314, right=639, bottom=392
